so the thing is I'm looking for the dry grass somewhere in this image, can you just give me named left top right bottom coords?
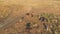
left=0, top=0, right=60, bottom=34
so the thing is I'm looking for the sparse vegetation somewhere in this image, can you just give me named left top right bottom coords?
left=1, top=13, right=60, bottom=34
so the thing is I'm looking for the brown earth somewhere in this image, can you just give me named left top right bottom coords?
left=0, top=0, right=60, bottom=34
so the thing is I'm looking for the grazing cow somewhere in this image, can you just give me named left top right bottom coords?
left=39, top=17, right=48, bottom=22
left=26, top=22, right=32, bottom=30
left=25, top=22, right=31, bottom=34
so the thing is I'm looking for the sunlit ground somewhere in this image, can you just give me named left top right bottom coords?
left=0, top=0, right=60, bottom=34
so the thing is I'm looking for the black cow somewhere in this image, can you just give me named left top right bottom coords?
left=39, top=17, right=48, bottom=22
left=26, top=22, right=31, bottom=29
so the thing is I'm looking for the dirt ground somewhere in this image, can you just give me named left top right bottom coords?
left=0, top=0, right=60, bottom=34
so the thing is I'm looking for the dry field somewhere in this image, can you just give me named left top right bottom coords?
left=0, top=0, right=60, bottom=34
